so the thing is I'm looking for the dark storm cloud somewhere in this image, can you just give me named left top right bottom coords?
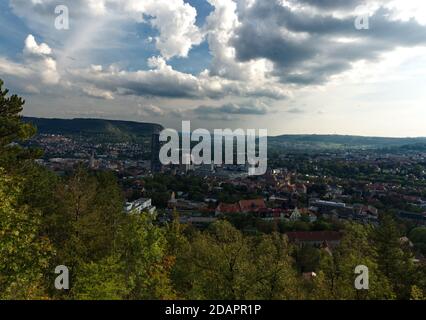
left=233, top=0, right=426, bottom=85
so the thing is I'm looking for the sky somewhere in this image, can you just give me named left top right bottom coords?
left=1, top=0, right=426, bottom=137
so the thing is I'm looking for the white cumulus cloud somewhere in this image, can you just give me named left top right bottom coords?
left=23, top=34, right=60, bottom=85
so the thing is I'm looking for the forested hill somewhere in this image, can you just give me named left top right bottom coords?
left=269, top=134, right=426, bottom=150
left=22, top=117, right=426, bottom=150
left=23, top=117, right=164, bottom=142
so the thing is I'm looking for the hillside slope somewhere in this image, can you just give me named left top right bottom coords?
left=24, top=117, right=164, bottom=142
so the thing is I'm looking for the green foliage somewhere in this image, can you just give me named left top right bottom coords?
left=409, top=227, right=426, bottom=254
left=295, top=245, right=321, bottom=273
left=116, top=213, right=175, bottom=299
left=313, top=223, right=395, bottom=300
left=410, top=285, right=425, bottom=300
left=24, top=117, right=163, bottom=144
left=374, top=215, right=416, bottom=299
left=0, top=80, right=33, bottom=146
left=0, top=169, right=52, bottom=299
left=0, top=80, right=40, bottom=169
left=171, top=221, right=305, bottom=300
left=248, top=233, right=305, bottom=299
left=409, top=227, right=426, bottom=243
left=71, top=255, right=129, bottom=300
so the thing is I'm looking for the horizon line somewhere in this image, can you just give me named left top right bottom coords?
left=23, top=115, right=426, bottom=140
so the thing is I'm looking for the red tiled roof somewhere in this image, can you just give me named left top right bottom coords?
left=216, top=203, right=240, bottom=214
left=238, top=199, right=266, bottom=212
left=286, top=231, right=343, bottom=242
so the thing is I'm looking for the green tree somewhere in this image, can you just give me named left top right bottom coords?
left=409, top=227, right=426, bottom=255
left=410, top=285, right=425, bottom=300
left=53, top=167, right=98, bottom=269
left=184, top=221, right=252, bottom=299
left=44, top=167, right=126, bottom=299
left=374, top=215, right=416, bottom=299
left=71, top=255, right=129, bottom=300
left=315, top=223, right=394, bottom=300
left=165, top=210, right=193, bottom=299
left=117, top=212, right=175, bottom=299
left=0, top=170, right=52, bottom=299
left=0, top=79, right=40, bottom=169
left=295, top=245, right=321, bottom=273
left=248, top=233, right=305, bottom=299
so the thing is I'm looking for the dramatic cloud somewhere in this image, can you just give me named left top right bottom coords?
left=0, top=34, right=59, bottom=86
left=136, top=0, right=203, bottom=59
left=1, top=0, right=426, bottom=132
left=69, top=56, right=287, bottom=100
left=8, top=0, right=426, bottom=95
left=10, top=0, right=203, bottom=60
left=24, top=34, right=52, bottom=56
left=232, top=0, right=426, bottom=85
left=205, top=0, right=273, bottom=83
left=23, top=35, right=60, bottom=85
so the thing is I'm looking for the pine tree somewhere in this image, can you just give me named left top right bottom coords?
left=0, top=79, right=40, bottom=169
